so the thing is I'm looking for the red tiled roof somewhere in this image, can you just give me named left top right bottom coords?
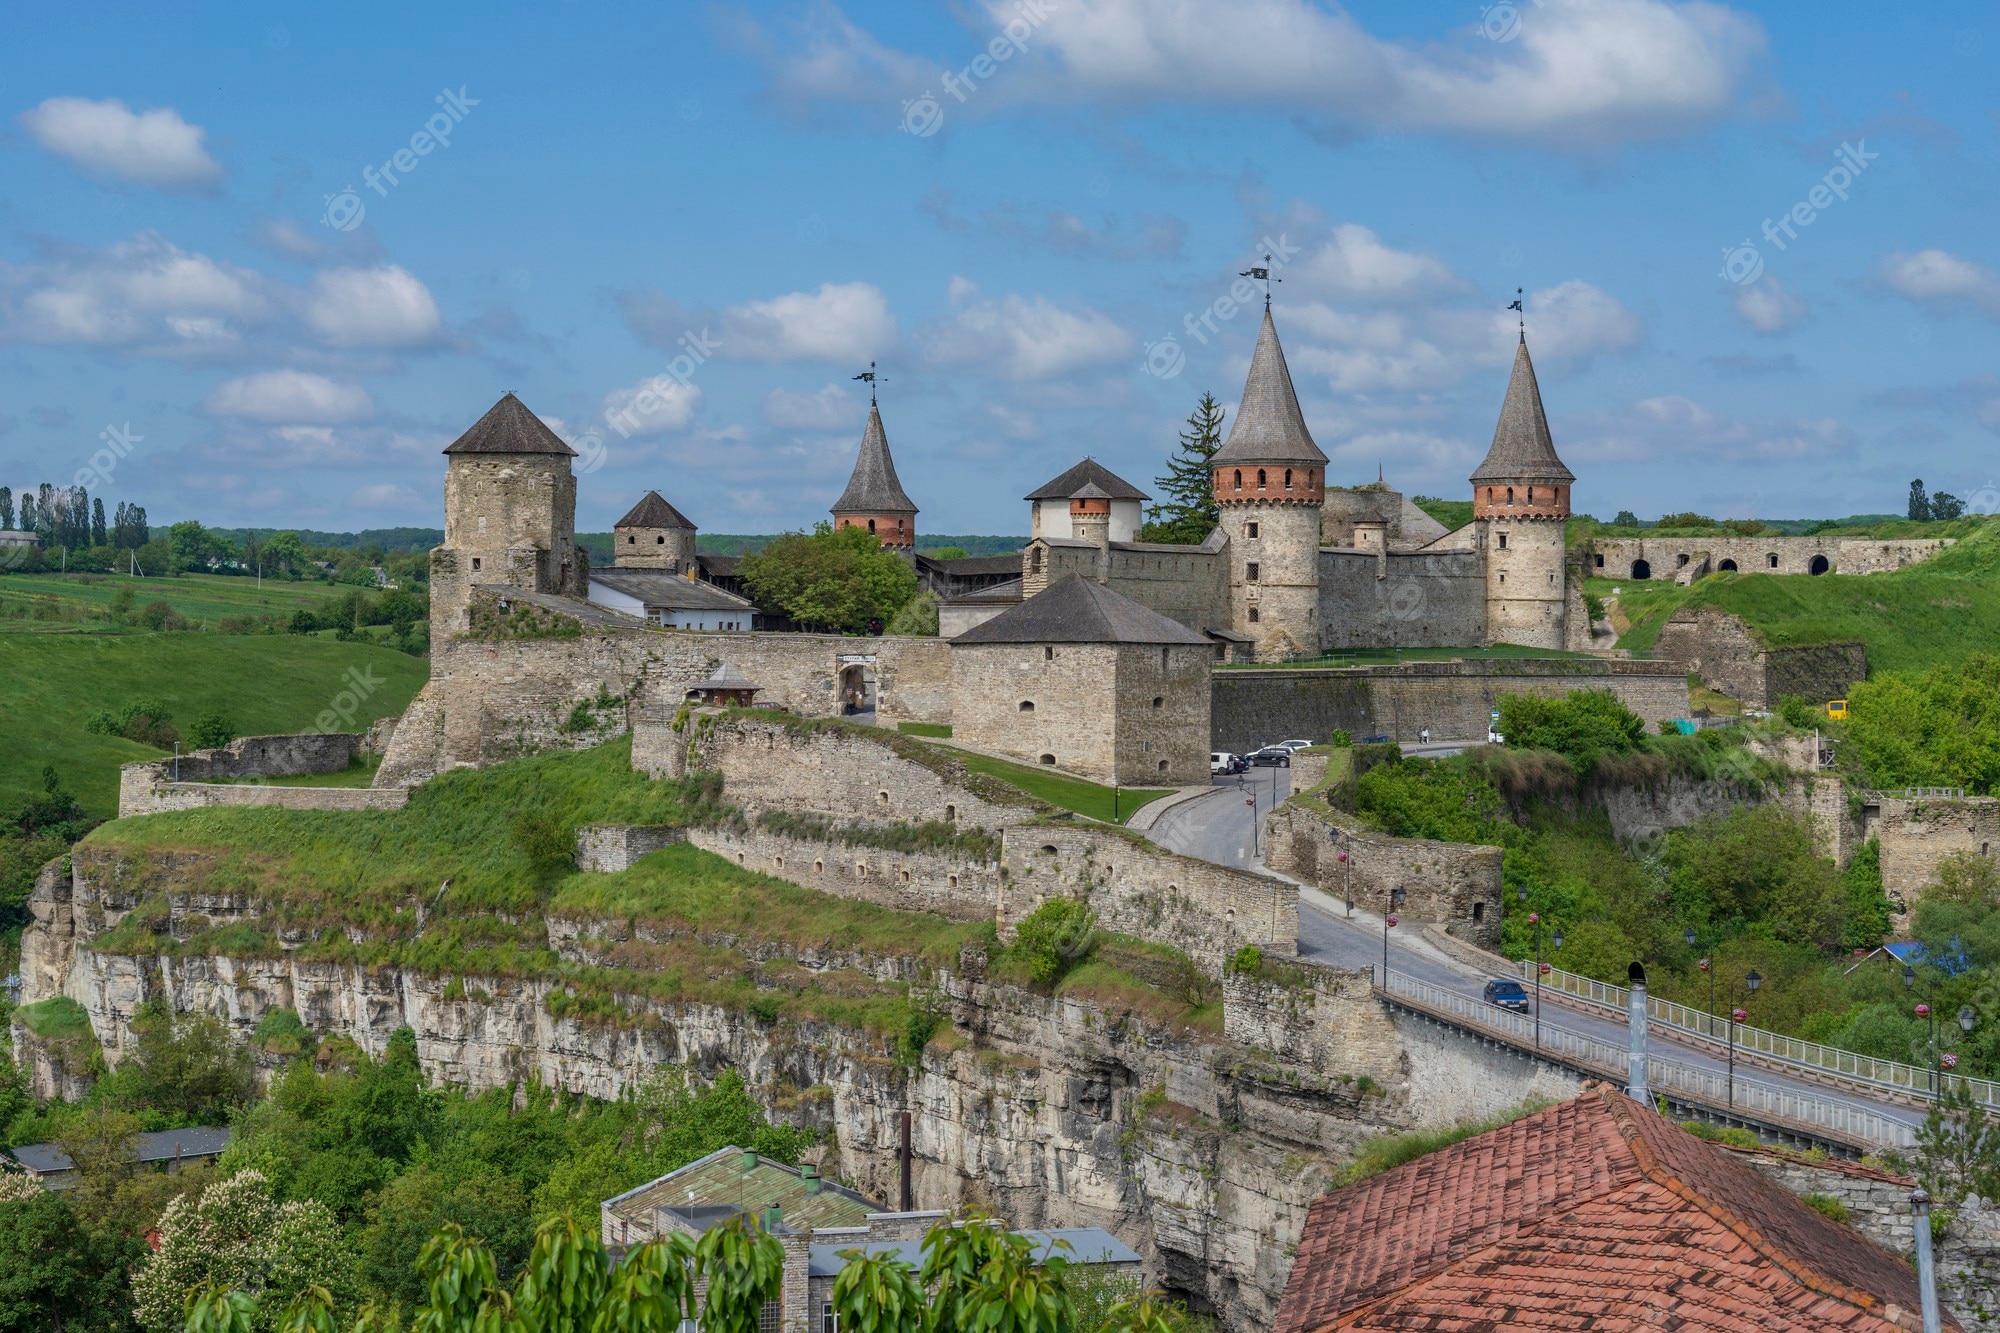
left=1276, top=1085, right=1946, bottom=1333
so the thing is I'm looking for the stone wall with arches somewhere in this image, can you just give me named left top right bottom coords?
left=1585, top=535, right=1948, bottom=582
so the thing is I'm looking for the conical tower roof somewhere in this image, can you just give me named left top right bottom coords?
left=831, top=403, right=918, bottom=515
left=615, top=490, right=696, bottom=530
left=1470, top=337, right=1573, bottom=484
left=1211, top=309, right=1326, bottom=466
left=443, top=392, right=578, bottom=457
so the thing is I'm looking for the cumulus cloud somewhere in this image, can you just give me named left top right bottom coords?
left=916, top=279, right=1133, bottom=380
left=1, top=232, right=269, bottom=355
left=760, top=0, right=1766, bottom=149
left=602, top=375, right=705, bottom=436
left=20, top=96, right=223, bottom=190
left=1291, top=224, right=1462, bottom=302
left=1879, top=249, right=2000, bottom=319
left=1567, top=394, right=1853, bottom=464
left=1732, top=274, right=1808, bottom=334
left=304, top=266, right=444, bottom=347
left=764, top=383, right=858, bottom=430
left=721, top=282, right=895, bottom=362
left=1509, top=280, right=1643, bottom=362
left=202, top=370, right=374, bottom=424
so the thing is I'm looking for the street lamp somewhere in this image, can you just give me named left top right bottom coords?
left=1381, top=886, right=1406, bottom=981
left=1904, top=967, right=1976, bottom=1102
left=1726, top=969, right=1761, bottom=1109
left=1246, top=790, right=1258, bottom=859
left=1328, top=826, right=1355, bottom=916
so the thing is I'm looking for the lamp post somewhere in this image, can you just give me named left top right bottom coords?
left=1329, top=827, right=1354, bottom=917
left=1246, top=791, right=1259, bottom=860
left=1903, top=965, right=1977, bottom=1103
left=1381, top=887, right=1406, bottom=982
left=1539, top=926, right=1564, bottom=1050
left=1726, top=969, right=1762, bottom=1109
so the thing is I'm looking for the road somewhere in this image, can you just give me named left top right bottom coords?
left=1149, top=773, right=1928, bottom=1136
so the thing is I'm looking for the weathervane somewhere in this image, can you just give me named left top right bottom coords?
left=1507, top=288, right=1524, bottom=341
left=1239, top=255, right=1280, bottom=311
left=852, top=361, right=885, bottom=405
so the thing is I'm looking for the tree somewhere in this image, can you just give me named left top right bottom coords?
left=0, top=487, right=11, bottom=531
left=0, top=1190, right=142, bottom=1333
left=92, top=497, right=108, bottom=547
left=261, top=532, right=308, bottom=578
left=1913, top=1079, right=2000, bottom=1206
left=1843, top=655, right=2000, bottom=795
left=1141, top=393, right=1225, bottom=544
left=1909, top=479, right=1931, bottom=522
left=1494, top=690, right=1645, bottom=771
left=738, top=523, right=918, bottom=634
left=929, top=546, right=970, bottom=560
left=1610, top=510, right=1639, bottom=527
left=1932, top=492, right=1967, bottom=521
left=106, top=1004, right=258, bottom=1124
left=188, top=712, right=238, bottom=751
left=134, top=1171, right=357, bottom=1333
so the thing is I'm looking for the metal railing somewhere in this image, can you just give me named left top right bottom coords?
left=1381, top=969, right=1916, bottom=1150
left=1524, top=962, right=2000, bottom=1112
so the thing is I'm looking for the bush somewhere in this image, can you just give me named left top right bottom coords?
left=509, top=811, right=573, bottom=875
left=1226, top=944, right=1264, bottom=976
left=1495, top=690, right=1644, bottom=770
left=1802, top=1192, right=1851, bottom=1225
left=187, top=711, right=237, bottom=751
left=1010, top=898, right=1096, bottom=986
left=1775, top=695, right=1820, bottom=729
left=1326, top=729, right=1351, bottom=748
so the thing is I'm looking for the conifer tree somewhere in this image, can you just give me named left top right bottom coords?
left=91, top=496, right=107, bottom=546
left=1142, top=392, right=1226, bottom=544
left=1909, top=478, right=1931, bottom=522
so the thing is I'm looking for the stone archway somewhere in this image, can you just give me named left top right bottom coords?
left=838, top=661, right=877, bottom=720
left=1717, top=559, right=1738, bottom=572
left=1631, top=559, right=1652, bottom=580
left=1809, top=555, right=1831, bottom=575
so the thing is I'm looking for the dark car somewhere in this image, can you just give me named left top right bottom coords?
left=1360, top=734, right=1392, bottom=745
left=1246, top=746, right=1292, bottom=767
left=1483, top=978, right=1530, bottom=1012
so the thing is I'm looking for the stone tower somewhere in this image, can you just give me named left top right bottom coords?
left=431, top=392, right=583, bottom=639
left=831, top=403, right=918, bottom=551
left=1471, top=335, right=1574, bottom=649
left=1211, top=310, right=1327, bottom=661
left=612, top=490, right=698, bottom=574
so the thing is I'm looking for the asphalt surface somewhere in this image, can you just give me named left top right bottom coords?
left=1149, top=771, right=1928, bottom=1134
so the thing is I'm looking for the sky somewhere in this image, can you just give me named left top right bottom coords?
left=2, top=0, right=1998, bottom=537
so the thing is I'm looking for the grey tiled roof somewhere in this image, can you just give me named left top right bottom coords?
left=1470, top=337, right=1573, bottom=484
left=616, top=491, right=696, bottom=530
left=1024, top=459, right=1149, bottom=502
left=591, top=570, right=754, bottom=612
left=444, top=392, right=578, bottom=457
left=952, top=574, right=1210, bottom=645
left=11, top=1126, right=230, bottom=1174
left=1211, top=310, right=1327, bottom=466
left=917, top=554, right=1022, bottom=577
left=941, top=576, right=1024, bottom=606
left=832, top=404, right=918, bottom=515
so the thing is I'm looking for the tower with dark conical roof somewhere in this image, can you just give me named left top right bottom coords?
left=1471, top=335, right=1575, bottom=648
left=433, top=391, right=583, bottom=637
left=1211, top=309, right=1327, bottom=660
left=831, top=403, right=919, bottom=551
left=613, top=490, right=698, bottom=574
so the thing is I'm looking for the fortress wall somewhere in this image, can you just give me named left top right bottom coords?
left=1652, top=606, right=1867, bottom=710
left=574, top=824, right=687, bottom=872
left=1211, top=660, right=1691, bottom=752
left=1865, top=795, right=2000, bottom=911
left=1317, top=549, right=1486, bottom=650
left=1101, top=546, right=1231, bottom=636
left=1589, top=535, right=1949, bottom=580
left=117, top=732, right=400, bottom=818
left=1264, top=801, right=1502, bottom=951
left=118, top=780, right=411, bottom=818
left=1221, top=964, right=1399, bottom=1081
left=686, top=825, right=1002, bottom=925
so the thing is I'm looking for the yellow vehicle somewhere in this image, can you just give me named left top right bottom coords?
left=1826, top=700, right=1848, bottom=720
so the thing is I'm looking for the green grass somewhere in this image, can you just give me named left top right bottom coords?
left=0, top=571, right=361, bottom=631
left=0, top=634, right=427, bottom=819
left=12, top=995, right=94, bottom=1042
left=1334, top=1096, right=1553, bottom=1186
left=954, top=752, right=1170, bottom=823
left=1412, top=496, right=1474, bottom=530
left=896, top=722, right=954, bottom=738
left=1594, top=518, right=2000, bottom=675
left=210, top=755, right=384, bottom=788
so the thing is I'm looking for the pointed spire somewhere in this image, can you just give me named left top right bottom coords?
left=831, top=402, right=919, bottom=515
left=1211, top=309, right=1327, bottom=466
left=1470, top=337, right=1573, bottom=484
left=444, top=393, right=577, bottom=457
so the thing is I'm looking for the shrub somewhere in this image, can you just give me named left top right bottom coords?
left=1802, top=1192, right=1851, bottom=1225
left=1226, top=944, right=1264, bottom=976
left=1326, top=729, right=1351, bottom=748
left=510, top=811, right=573, bottom=875
left=1495, top=689, right=1644, bottom=770
left=1776, top=695, right=1820, bottom=729
left=1160, top=949, right=1215, bottom=1007
left=1010, top=898, right=1096, bottom=986
left=187, top=710, right=237, bottom=750
left=288, top=609, right=318, bottom=634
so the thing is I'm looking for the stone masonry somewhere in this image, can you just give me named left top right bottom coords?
left=574, top=824, right=687, bottom=872
left=1588, top=535, right=1949, bottom=580
left=118, top=732, right=409, bottom=818
left=1652, top=605, right=1866, bottom=710
left=1864, top=794, right=2000, bottom=913
left=1264, top=799, right=1502, bottom=950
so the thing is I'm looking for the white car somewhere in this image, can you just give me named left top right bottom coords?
left=1210, top=752, right=1247, bottom=775
left=1487, top=730, right=1505, bottom=745
left=1274, top=739, right=1314, bottom=752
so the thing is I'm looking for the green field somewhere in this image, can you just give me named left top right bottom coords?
left=954, top=752, right=1169, bottom=824
left=0, top=635, right=427, bottom=819
left=0, top=571, right=360, bottom=632
left=1596, top=519, right=2000, bottom=675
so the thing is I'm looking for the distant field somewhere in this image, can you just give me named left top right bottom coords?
left=0, top=572, right=360, bottom=630
left=0, top=635, right=427, bottom=819
left=1595, top=519, right=2000, bottom=675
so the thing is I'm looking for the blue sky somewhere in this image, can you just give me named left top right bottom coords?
left=2, top=0, right=1997, bottom=536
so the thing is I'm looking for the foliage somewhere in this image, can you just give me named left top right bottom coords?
left=0, top=1189, right=142, bottom=1333
left=102, top=1003, right=258, bottom=1125
left=1676, top=1120, right=1761, bottom=1150
left=134, top=1171, right=358, bottom=1333
left=187, top=712, right=239, bottom=751
left=738, top=522, right=918, bottom=633
left=1225, top=945, right=1263, bottom=976
left=1336, top=1098, right=1552, bottom=1186
left=508, top=811, right=573, bottom=878
left=1660, top=805, right=1848, bottom=950
left=1841, top=654, right=2000, bottom=795
left=886, top=590, right=940, bottom=637
left=1010, top=898, right=1098, bottom=986
left=1410, top=496, right=1472, bottom=531
left=1801, top=1192, right=1851, bottom=1225
left=1930, top=850, right=2000, bottom=905
left=84, top=697, right=181, bottom=749
left=1494, top=690, right=1644, bottom=771
left=1141, top=393, right=1225, bottom=545
left=1775, top=695, right=1820, bottom=729
left=1913, top=1079, right=2000, bottom=1206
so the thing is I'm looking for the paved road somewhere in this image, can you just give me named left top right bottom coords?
left=1150, top=776, right=1927, bottom=1134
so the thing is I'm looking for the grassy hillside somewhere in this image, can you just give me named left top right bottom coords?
left=0, top=635, right=427, bottom=818
left=1595, top=519, right=2000, bottom=674
left=1412, top=496, right=1474, bottom=530
left=0, top=571, right=360, bottom=631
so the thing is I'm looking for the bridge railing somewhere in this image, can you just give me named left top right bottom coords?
left=1381, top=969, right=1916, bottom=1151
left=1522, top=961, right=2000, bottom=1112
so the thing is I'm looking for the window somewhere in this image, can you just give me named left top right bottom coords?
left=1506, top=487, right=1514, bottom=503
left=1246, top=521, right=1259, bottom=539
left=627, top=535, right=636, bottom=544
left=1676, top=553, right=1689, bottom=567
left=1473, top=902, right=1485, bottom=922
left=1285, top=468, right=1293, bottom=491
left=868, top=519, right=877, bottom=533
left=1768, top=553, right=1780, bottom=568
left=1039, top=754, right=1056, bottom=765
left=1161, top=647, right=1169, bottom=671
left=814, top=859, right=823, bottom=873
left=899, top=868, right=912, bottom=883
left=1158, top=759, right=1169, bottom=773
left=1044, top=645, right=1054, bottom=660
left=1497, top=533, right=1507, bottom=549
left=1019, top=700, right=1035, bottom=712
left=1233, top=469, right=1243, bottom=491
left=1152, top=696, right=1164, bottom=709
left=1248, top=607, right=1260, bottom=623
left=1257, top=468, right=1267, bottom=488
left=1031, top=548, right=1044, bottom=573
left=1499, top=573, right=1505, bottom=584
left=1246, top=562, right=1260, bottom=582
left=878, top=791, right=890, bottom=807
left=948, top=874, right=959, bottom=889
left=1527, top=487, right=1534, bottom=503
left=657, top=535, right=665, bottom=544
left=1594, top=553, right=1604, bottom=568
left=471, top=557, right=481, bottom=571
left=943, top=804, right=956, bottom=822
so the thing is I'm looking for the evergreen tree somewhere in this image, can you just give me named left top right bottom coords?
left=0, top=486, right=12, bottom=530
left=16, top=494, right=34, bottom=535
left=1933, top=492, right=1967, bottom=521
left=1141, top=392, right=1226, bottom=544
left=91, top=496, right=107, bottom=546
left=1909, top=478, right=1931, bottom=522
left=34, top=484, right=55, bottom=541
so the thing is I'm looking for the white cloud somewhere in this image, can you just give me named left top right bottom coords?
left=1567, top=394, right=1853, bottom=463
left=349, top=482, right=426, bottom=510
left=202, top=370, right=374, bottom=424
left=722, top=282, right=894, bottom=362
left=764, top=383, right=857, bottom=429
left=1509, top=280, right=1643, bottom=362
left=1731, top=274, right=1808, bottom=334
left=1291, top=224, right=1462, bottom=302
left=3, top=232, right=268, bottom=354
left=764, top=0, right=1765, bottom=149
left=304, top=266, right=444, bottom=347
left=19, top=96, right=222, bottom=190
left=1879, top=249, right=2000, bottom=319
left=917, top=281, right=1133, bottom=380
left=602, top=375, right=705, bottom=436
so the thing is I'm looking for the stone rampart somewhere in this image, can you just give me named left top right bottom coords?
left=1588, top=535, right=1949, bottom=579
left=688, top=825, right=1002, bottom=925
left=1864, top=795, right=2000, bottom=911
left=574, top=824, right=687, bottom=872
left=1211, top=659, right=1691, bottom=752
left=118, top=732, right=409, bottom=818
left=1264, top=800, right=1501, bottom=950
left=1221, top=961, right=1396, bottom=1081
left=1652, top=606, right=1865, bottom=710
left=1317, top=548, right=1486, bottom=650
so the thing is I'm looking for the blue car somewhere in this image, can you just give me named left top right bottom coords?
left=1483, top=978, right=1530, bottom=1012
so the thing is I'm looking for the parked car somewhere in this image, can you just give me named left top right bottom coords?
left=1210, top=752, right=1248, bottom=775
left=1360, top=734, right=1392, bottom=745
left=1274, top=739, right=1314, bottom=752
left=1483, top=978, right=1530, bottom=1012
left=1246, top=746, right=1292, bottom=768
left=1486, top=729, right=1505, bottom=745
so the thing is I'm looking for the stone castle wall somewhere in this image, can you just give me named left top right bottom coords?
left=574, top=824, right=687, bottom=872
left=118, top=732, right=411, bottom=818
left=689, top=824, right=1002, bottom=925
left=1264, top=800, right=1502, bottom=950
left=1032, top=541, right=1231, bottom=638
left=1865, top=795, right=2000, bottom=911
left=1652, top=606, right=1866, bottom=710
left=1210, top=659, right=1692, bottom=752
left=1480, top=518, right=1571, bottom=651
left=1589, top=535, right=1949, bottom=580
left=1317, top=548, right=1486, bottom=650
